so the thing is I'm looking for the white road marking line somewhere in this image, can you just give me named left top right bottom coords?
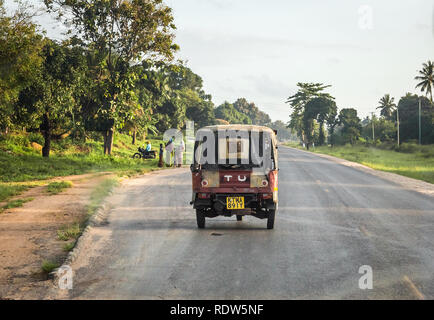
left=403, top=276, right=425, bottom=300
left=358, top=225, right=371, bottom=237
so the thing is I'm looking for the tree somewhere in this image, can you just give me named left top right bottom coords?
left=255, top=110, right=272, bottom=126
left=136, top=64, right=171, bottom=134
left=0, top=0, right=44, bottom=133
left=397, top=93, right=434, bottom=144
left=44, top=0, right=179, bottom=154
left=326, top=104, right=338, bottom=147
left=232, top=98, right=271, bottom=125
left=415, top=60, right=433, bottom=102
left=15, top=40, right=87, bottom=157
left=185, top=95, right=215, bottom=129
left=303, top=97, right=336, bottom=148
left=376, top=94, right=396, bottom=120
left=215, top=102, right=251, bottom=124
left=361, top=117, right=396, bottom=142
left=148, top=64, right=215, bottom=132
left=286, top=82, right=334, bottom=143
left=338, top=108, right=361, bottom=144
left=268, top=120, right=298, bottom=141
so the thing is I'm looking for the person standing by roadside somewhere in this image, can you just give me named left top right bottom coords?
left=158, top=143, right=164, bottom=167
left=175, top=137, right=185, bottom=168
left=165, top=138, right=174, bottom=167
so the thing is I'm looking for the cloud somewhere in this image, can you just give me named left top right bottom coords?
left=176, top=29, right=371, bottom=54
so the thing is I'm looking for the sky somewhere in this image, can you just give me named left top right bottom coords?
left=5, top=0, right=434, bottom=122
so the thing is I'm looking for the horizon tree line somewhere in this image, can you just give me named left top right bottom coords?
left=287, top=60, right=434, bottom=147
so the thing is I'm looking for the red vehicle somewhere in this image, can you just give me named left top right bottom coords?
left=190, top=125, right=278, bottom=229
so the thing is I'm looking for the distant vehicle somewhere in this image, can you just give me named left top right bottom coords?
left=132, top=147, right=156, bottom=159
left=190, top=125, right=279, bottom=229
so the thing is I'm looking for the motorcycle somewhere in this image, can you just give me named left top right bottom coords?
left=132, top=147, right=156, bottom=159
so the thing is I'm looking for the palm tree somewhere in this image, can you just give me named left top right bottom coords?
left=376, top=94, right=396, bottom=120
left=415, top=60, right=433, bottom=102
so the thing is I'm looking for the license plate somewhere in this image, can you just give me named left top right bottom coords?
left=226, top=196, right=244, bottom=210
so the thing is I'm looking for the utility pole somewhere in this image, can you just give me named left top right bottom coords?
left=396, top=107, right=400, bottom=147
left=370, top=112, right=375, bottom=142
left=418, top=98, right=422, bottom=145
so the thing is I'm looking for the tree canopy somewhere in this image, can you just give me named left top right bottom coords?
left=415, top=60, right=433, bottom=102
left=44, top=0, right=179, bottom=154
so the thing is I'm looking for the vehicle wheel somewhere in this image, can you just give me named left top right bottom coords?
left=196, top=209, right=205, bottom=229
left=267, top=209, right=275, bottom=229
left=132, top=153, right=142, bottom=159
left=236, top=215, right=243, bottom=221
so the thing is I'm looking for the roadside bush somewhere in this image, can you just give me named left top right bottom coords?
left=28, top=132, right=44, bottom=145
left=41, top=260, right=59, bottom=273
left=57, top=223, right=81, bottom=241
left=0, top=133, right=35, bottom=154
left=398, top=142, right=421, bottom=154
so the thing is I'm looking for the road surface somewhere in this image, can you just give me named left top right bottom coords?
left=58, top=147, right=434, bottom=299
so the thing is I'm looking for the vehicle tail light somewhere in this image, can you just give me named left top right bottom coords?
left=198, top=193, right=210, bottom=199
left=201, top=179, right=209, bottom=187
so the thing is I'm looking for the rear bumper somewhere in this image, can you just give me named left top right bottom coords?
left=192, top=193, right=276, bottom=212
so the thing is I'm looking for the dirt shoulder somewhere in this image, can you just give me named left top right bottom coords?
left=0, top=172, right=114, bottom=299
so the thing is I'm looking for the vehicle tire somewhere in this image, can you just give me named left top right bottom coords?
left=196, top=209, right=205, bottom=229
left=267, top=209, right=275, bottom=229
left=132, top=153, right=142, bottom=159
left=236, top=215, right=243, bottom=221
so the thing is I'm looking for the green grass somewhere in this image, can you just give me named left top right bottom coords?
left=0, top=148, right=160, bottom=182
left=295, top=143, right=434, bottom=184
left=62, top=241, right=76, bottom=252
left=41, top=260, right=59, bottom=273
left=55, top=178, right=118, bottom=243
left=0, top=183, right=31, bottom=202
left=86, top=177, right=119, bottom=216
left=46, top=181, right=73, bottom=195
left=57, top=222, right=81, bottom=241
left=0, top=132, right=164, bottom=203
left=1, top=197, right=34, bottom=211
left=0, top=132, right=164, bottom=183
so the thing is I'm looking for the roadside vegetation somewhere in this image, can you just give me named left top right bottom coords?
left=285, top=62, right=433, bottom=185
left=0, top=184, right=32, bottom=202
left=289, top=142, right=434, bottom=184
left=57, top=222, right=81, bottom=241
left=0, top=132, right=162, bottom=182
left=53, top=176, right=119, bottom=258
left=62, top=242, right=76, bottom=252
left=55, top=177, right=118, bottom=248
left=47, top=181, right=73, bottom=195
left=41, top=260, right=59, bottom=274
left=1, top=197, right=34, bottom=212
left=0, top=132, right=162, bottom=203
left=86, top=177, right=119, bottom=217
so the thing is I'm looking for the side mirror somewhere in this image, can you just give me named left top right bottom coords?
left=190, top=163, right=200, bottom=173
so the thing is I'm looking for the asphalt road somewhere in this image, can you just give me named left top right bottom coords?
left=61, top=147, right=434, bottom=299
